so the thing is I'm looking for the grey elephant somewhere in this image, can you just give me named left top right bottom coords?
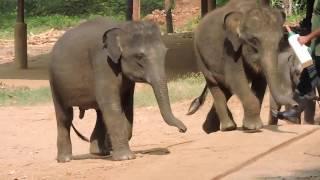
left=269, top=48, right=316, bottom=125
left=49, top=18, right=187, bottom=163
left=187, top=47, right=316, bottom=133
left=194, top=0, right=298, bottom=132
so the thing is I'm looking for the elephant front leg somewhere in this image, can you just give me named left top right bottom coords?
left=207, top=83, right=236, bottom=131
left=98, top=100, right=136, bottom=161
left=90, top=109, right=110, bottom=156
left=122, top=82, right=135, bottom=140
left=228, top=73, right=263, bottom=130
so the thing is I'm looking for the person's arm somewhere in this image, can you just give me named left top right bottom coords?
left=298, top=28, right=320, bottom=45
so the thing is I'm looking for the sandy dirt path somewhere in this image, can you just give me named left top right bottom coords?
left=1, top=92, right=320, bottom=180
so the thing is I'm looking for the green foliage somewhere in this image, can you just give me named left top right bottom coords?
left=0, top=14, right=84, bottom=39
left=0, top=0, right=163, bottom=17
left=141, top=0, right=163, bottom=16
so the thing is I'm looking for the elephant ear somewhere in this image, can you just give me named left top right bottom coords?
left=102, top=28, right=122, bottom=64
left=223, top=12, right=243, bottom=52
left=272, top=8, right=286, bottom=26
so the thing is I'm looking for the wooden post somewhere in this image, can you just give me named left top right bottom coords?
left=207, top=0, right=216, bottom=12
left=201, top=0, right=208, bottom=17
left=126, top=0, right=133, bottom=20
left=132, top=0, right=140, bottom=21
left=202, top=0, right=216, bottom=17
left=165, top=0, right=174, bottom=33
left=14, top=0, right=28, bottom=69
left=261, top=0, right=270, bottom=6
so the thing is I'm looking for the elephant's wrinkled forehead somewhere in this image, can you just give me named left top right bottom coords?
left=121, top=22, right=162, bottom=47
left=242, top=8, right=282, bottom=33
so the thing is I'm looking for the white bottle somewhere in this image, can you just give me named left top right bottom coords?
left=286, top=26, right=313, bottom=68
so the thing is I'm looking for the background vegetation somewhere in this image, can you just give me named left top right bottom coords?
left=0, top=0, right=309, bottom=39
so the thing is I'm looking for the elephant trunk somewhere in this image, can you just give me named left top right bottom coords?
left=149, top=73, right=187, bottom=133
left=261, top=49, right=299, bottom=108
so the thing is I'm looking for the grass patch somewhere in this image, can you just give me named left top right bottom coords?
left=0, top=86, right=52, bottom=106
left=134, top=73, right=205, bottom=107
left=0, top=14, right=84, bottom=39
left=0, top=14, right=122, bottom=39
left=0, top=74, right=205, bottom=107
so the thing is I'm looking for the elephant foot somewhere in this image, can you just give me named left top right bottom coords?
left=220, top=121, right=237, bottom=131
left=112, top=149, right=136, bottom=161
left=57, top=153, right=72, bottom=163
left=202, top=117, right=220, bottom=134
left=243, top=117, right=263, bottom=131
left=90, top=141, right=110, bottom=156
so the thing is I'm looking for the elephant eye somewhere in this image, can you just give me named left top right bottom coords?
left=134, top=52, right=145, bottom=60
left=248, top=37, right=259, bottom=47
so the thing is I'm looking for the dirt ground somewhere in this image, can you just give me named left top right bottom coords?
left=1, top=85, right=320, bottom=180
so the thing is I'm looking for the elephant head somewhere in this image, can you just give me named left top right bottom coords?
left=102, top=21, right=187, bottom=132
left=224, top=7, right=298, bottom=108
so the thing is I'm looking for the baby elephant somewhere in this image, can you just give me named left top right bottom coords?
left=188, top=48, right=315, bottom=133
left=50, top=18, right=187, bottom=162
left=268, top=48, right=316, bottom=125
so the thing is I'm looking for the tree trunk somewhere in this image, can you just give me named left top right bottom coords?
left=165, top=0, right=174, bottom=33
left=133, top=0, right=140, bottom=21
left=283, top=0, right=293, bottom=16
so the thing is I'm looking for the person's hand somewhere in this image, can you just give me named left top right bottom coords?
left=298, top=35, right=311, bottom=45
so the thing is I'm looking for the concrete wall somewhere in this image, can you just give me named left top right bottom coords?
left=162, top=33, right=198, bottom=80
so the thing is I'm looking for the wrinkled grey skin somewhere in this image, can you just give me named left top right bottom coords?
left=194, top=0, right=298, bottom=131
left=268, top=48, right=316, bottom=125
left=50, top=18, right=187, bottom=163
left=188, top=48, right=315, bottom=133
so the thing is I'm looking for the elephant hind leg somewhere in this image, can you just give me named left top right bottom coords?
left=51, top=85, right=74, bottom=163
left=90, top=109, right=111, bottom=156
left=206, top=83, right=236, bottom=132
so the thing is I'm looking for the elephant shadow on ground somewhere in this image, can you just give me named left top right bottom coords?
left=263, top=125, right=298, bottom=134
left=72, top=147, right=170, bottom=161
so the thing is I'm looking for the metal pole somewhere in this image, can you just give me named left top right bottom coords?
left=14, top=0, right=28, bottom=69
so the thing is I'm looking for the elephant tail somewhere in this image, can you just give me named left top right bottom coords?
left=187, top=84, right=208, bottom=115
left=71, top=123, right=90, bottom=142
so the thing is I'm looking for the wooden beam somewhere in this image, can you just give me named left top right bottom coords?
left=132, top=0, right=140, bottom=20
left=15, top=0, right=28, bottom=69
